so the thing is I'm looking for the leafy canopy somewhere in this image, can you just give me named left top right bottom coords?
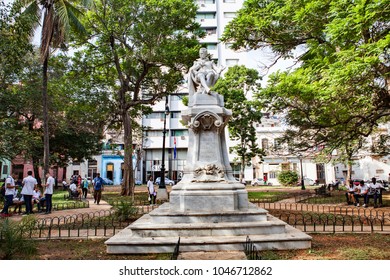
left=222, top=0, right=390, bottom=155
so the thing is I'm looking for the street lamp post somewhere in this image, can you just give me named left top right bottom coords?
left=298, top=154, right=305, bottom=190
left=159, top=96, right=170, bottom=189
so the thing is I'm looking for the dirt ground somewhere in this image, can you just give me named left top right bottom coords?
left=28, top=233, right=390, bottom=260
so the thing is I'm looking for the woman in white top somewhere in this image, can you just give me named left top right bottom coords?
left=345, top=181, right=357, bottom=205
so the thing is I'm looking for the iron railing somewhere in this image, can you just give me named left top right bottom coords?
left=1, top=202, right=389, bottom=240
left=244, top=236, right=262, bottom=260
left=171, top=237, right=181, bottom=260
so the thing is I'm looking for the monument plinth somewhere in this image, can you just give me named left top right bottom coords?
left=105, top=48, right=311, bottom=255
left=170, top=93, right=248, bottom=213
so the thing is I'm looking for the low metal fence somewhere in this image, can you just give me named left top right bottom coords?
left=2, top=201, right=389, bottom=241
left=171, top=237, right=181, bottom=260
left=244, top=236, right=261, bottom=260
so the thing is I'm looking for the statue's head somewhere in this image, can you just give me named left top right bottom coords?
left=199, top=47, right=208, bottom=58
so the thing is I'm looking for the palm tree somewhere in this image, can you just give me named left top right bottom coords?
left=18, top=0, right=89, bottom=177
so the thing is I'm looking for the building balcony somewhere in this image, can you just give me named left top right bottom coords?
left=196, top=2, right=216, bottom=13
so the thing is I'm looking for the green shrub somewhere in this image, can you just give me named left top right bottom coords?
left=114, top=201, right=138, bottom=221
left=277, top=170, right=299, bottom=187
left=0, top=216, right=38, bottom=259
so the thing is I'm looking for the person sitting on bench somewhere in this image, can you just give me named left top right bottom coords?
left=69, top=181, right=80, bottom=198
left=367, top=177, right=384, bottom=208
left=345, top=181, right=357, bottom=205
left=353, top=180, right=369, bottom=207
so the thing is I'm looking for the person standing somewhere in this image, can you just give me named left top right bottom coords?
left=81, top=176, right=89, bottom=199
left=147, top=176, right=156, bottom=205
left=1, top=173, right=18, bottom=217
left=93, top=173, right=104, bottom=205
left=21, top=171, right=37, bottom=215
left=44, top=172, right=55, bottom=214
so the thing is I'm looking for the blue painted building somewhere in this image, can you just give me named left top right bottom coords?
left=101, top=154, right=124, bottom=185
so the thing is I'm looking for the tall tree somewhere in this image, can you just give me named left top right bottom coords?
left=77, top=0, right=203, bottom=197
left=1, top=50, right=107, bottom=180
left=0, top=0, right=35, bottom=160
left=222, top=0, right=390, bottom=155
left=18, top=0, right=90, bottom=176
left=213, top=65, right=264, bottom=182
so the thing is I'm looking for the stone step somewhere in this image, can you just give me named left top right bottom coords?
left=149, top=202, right=269, bottom=223
left=105, top=223, right=311, bottom=254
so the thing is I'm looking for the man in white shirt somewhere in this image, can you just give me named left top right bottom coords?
left=69, top=181, right=80, bottom=197
left=368, top=177, right=384, bottom=208
left=21, top=170, right=37, bottom=215
left=353, top=180, right=369, bottom=207
left=147, top=176, right=156, bottom=205
left=1, top=173, right=18, bottom=216
left=44, top=173, right=55, bottom=214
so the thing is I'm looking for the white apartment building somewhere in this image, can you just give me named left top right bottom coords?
left=142, top=0, right=259, bottom=183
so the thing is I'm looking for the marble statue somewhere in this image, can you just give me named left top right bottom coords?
left=188, top=47, right=225, bottom=95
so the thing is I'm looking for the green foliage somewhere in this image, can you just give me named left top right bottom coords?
left=222, top=0, right=390, bottom=156
left=213, top=65, right=264, bottom=179
left=277, top=170, right=299, bottom=187
left=75, top=0, right=203, bottom=195
left=113, top=201, right=138, bottom=221
left=0, top=216, right=38, bottom=259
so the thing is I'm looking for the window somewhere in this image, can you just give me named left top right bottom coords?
left=197, top=0, right=215, bottom=4
left=376, top=169, right=384, bottom=174
left=171, top=130, right=189, bottom=137
left=226, top=59, right=239, bottom=66
left=196, top=13, right=216, bottom=20
left=206, top=43, right=217, bottom=50
left=170, top=111, right=181, bottom=118
left=224, top=12, right=236, bottom=18
left=261, top=138, right=269, bottom=150
left=274, top=139, right=282, bottom=150
left=145, top=130, right=163, bottom=137
left=2, top=164, right=8, bottom=175
left=145, top=112, right=165, bottom=119
left=204, top=28, right=217, bottom=35
left=269, top=171, right=277, bottom=179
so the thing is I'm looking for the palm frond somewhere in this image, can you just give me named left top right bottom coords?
left=17, top=0, right=42, bottom=38
left=64, top=1, right=88, bottom=36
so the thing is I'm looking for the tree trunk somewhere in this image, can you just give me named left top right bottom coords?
left=42, top=56, right=50, bottom=182
left=121, top=110, right=135, bottom=199
left=32, top=154, right=42, bottom=188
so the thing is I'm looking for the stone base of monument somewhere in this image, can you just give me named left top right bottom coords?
left=105, top=202, right=311, bottom=254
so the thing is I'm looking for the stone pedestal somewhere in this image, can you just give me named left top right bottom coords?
left=105, top=92, right=311, bottom=255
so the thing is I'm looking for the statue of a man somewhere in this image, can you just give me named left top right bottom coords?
left=188, top=47, right=225, bottom=95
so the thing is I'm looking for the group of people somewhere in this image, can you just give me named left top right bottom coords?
left=345, top=177, right=384, bottom=208
left=67, top=173, right=104, bottom=204
left=0, top=171, right=54, bottom=217
left=0, top=172, right=106, bottom=217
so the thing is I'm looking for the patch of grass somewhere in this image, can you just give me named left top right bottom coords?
left=340, top=247, right=389, bottom=260
left=248, top=191, right=292, bottom=201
